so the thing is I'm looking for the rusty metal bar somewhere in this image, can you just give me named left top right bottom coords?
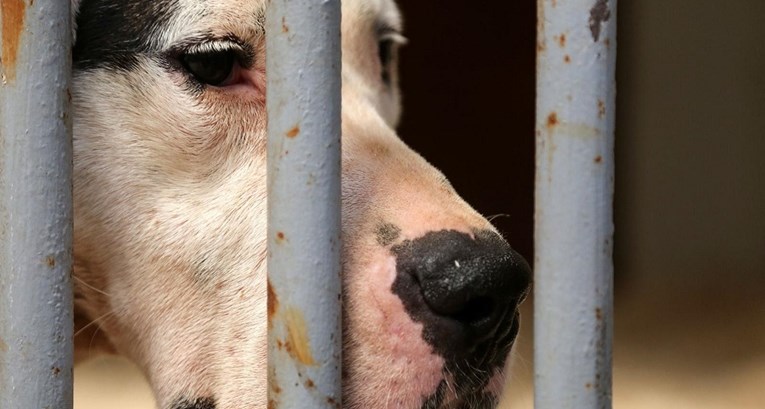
left=0, top=1, right=74, bottom=408
left=265, top=0, right=342, bottom=407
left=534, top=0, right=616, bottom=408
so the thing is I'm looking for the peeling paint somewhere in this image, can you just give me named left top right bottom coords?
left=536, top=1, right=547, bottom=53
left=598, top=99, right=606, bottom=119
left=1, top=0, right=26, bottom=83
left=558, top=122, right=601, bottom=139
left=588, top=0, right=611, bottom=42
left=281, top=16, right=289, bottom=33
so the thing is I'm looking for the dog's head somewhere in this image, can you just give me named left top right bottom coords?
left=71, top=0, right=531, bottom=408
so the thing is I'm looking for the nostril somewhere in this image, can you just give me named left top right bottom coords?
left=449, top=296, right=495, bottom=326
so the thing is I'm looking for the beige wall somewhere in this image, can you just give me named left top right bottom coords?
left=615, top=0, right=765, bottom=294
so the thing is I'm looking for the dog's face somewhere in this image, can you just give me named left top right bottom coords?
left=71, top=0, right=531, bottom=408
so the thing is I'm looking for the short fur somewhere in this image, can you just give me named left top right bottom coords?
left=71, top=1, right=527, bottom=408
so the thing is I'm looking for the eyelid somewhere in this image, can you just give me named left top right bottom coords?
left=380, top=32, right=408, bottom=45
left=377, top=24, right=408, bottom=45
left=185, top=40, right=245, bottom=55
left=168, top=35, right=255, bottom=67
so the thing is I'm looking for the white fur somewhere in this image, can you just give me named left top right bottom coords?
left=72, top=1, right=511, bottom=408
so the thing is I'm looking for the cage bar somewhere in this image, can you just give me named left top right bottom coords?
left=0, top=1, right=74, bottom=408
left=534, top=0, right=616, bottom=408
left=265, top=0, right=343, bottom=407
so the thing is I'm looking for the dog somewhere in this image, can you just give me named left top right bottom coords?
left=70, top=0, right=532, bottom=408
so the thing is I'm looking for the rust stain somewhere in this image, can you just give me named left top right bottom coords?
left=589, top=0, right=611, bottom=42
left=45, top=256, right=55, bottom=267
left=546, top=112, right=559, bottom=129
left=281, top=16, right=289, bottom=33
left=1, top=0, right=26, bottom=83
left=0, top=337, right=7, bottom=352
left=598, top=99, right=606, bottom=119
left=305, top=378, right=315, bottom=388
left=558, top=122, right=601, bottom=139
left=595, top=307, right=603, bottom=320
left=285, top=125, right=300, bottom=138
left=536, top=0, right=546, bottom=53
left=285, top=307, right=316, bottom=365
left=594, top=155, right=603, bottom=164
left=275, top=231, right=286, bottom=243
left=267, top=280, right=278, bottom=327
left=558, top=33, right=566, bottom=48
left=268, top=399, right=276, bottom=409
left=564, top=55, right=571, bottom=63
left=585, top=382, right=593, bottom=389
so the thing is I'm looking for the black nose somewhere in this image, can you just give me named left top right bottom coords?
left=391, top=229, right=532, bottom=363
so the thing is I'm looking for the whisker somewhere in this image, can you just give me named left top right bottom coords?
left=73, top=275, right=111, bottom=297
left=486, top=213, right=511, bottom=223
left=74, top=310, right=115, bottom=338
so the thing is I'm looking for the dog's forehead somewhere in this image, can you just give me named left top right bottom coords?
left=73, top=0, right=264, bottom=69
left=73, top=0, right=401, bottom=71
left=343, top=0, right=402, bottom=29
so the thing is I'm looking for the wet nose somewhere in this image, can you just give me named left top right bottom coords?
left=391, top=230, right=532, bottom=361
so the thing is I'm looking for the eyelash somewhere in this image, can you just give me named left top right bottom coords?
left=169, top=38, right=253, bottom=87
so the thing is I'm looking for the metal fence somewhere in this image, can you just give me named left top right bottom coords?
left=0, top=0, right=615, bottom=408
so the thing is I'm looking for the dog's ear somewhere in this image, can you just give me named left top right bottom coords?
left=71, top=0, right=81, bottom=43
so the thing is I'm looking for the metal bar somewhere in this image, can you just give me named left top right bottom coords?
left=266, top=0, right=342, bottom=408
left=534, top=0, right=616, bottom=408
left=0, top=1, right=73, bottom=408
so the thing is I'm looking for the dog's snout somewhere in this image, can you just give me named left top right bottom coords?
left=392, top=230, right=532, bottom=361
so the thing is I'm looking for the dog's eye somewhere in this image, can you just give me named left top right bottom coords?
left=377, top=28, right=406, bottom=86
left=378, top=39, right=395, bottom=84
left=181, top=50, right=236, bottom=86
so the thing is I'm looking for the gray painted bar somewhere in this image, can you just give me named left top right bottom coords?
left=266, top=0, right=343, bottom=407
left=534, top=0, right=617, bottom=408
left=0, top=1, right=74, bottom=408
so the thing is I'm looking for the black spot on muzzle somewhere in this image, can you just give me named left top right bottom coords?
left=376, top=222, right=402, bottom=246
left=171, top=397, right=216, bottom=409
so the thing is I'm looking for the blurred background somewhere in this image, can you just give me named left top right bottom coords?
left=75, top=1, right=765, bottom=407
